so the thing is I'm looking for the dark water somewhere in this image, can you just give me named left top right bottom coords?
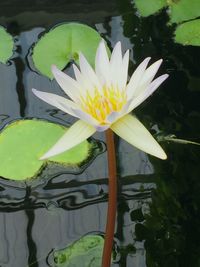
left=0, top=0, right=200, bottom=267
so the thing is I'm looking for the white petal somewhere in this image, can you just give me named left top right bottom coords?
left=111, top=114, right=167, bottom=160
left=140, top=59, right=163, bottom=86
left=32, top=89, right=79, bottom=117
left=79, top=53, right=102, bottom=89
left=134, top=59, right=163, bottom=96
left=72, top=64, right=93, bottom=96
left=119, top=49, right=129, bottom=90
left=95, top=124, right=110, bottom=132
left=106, top=111, right=121, bottom=123
left=72, top=108, right=99, bottom=126
left=51, top=65, right=81, bottom=102
left=95, top=40, right=110, bottom=86
left=126, top=57, right=151, bottom=99
left=110, top=42, right=123, bottom=88
left=40, top=120, right=96, bottom=159
left=127, top=74, right=169, bottom=113
left=110, top=42, right=122, bottom=66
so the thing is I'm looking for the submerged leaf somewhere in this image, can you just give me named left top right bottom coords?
left=0, top=26, right=14, bottom=63
left=134, top=0, right=167, bottom=17
left=174, top=19, right=200, bottom=46
left=32, top=23, right=104, bottom=79
left=168, top=0, right=200, bottom=24
left=52, top=235, right=104, bottom=267
left=0, top=119, right=92, bottom=181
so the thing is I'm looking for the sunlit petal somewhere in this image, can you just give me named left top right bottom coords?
left=106, top=111, right=121, bottom=123
left=133, top=59, right=163, bottom=97
left=51, top=65, right=81, bottom=101
left=32, top=89, right=79, bottom=117
left=119, top=49, right=129, bottom=90
left=127, top=74, right=169, bottom=112
left=126, top=57, right=151, bottom=99
left=40, top=120, right=96, bottom=159
left=111, top=114, right=167, bottom=160
left=95, top=124, right=110, bottom=132
left=95, top=40, right=110, bottom=86
left=72, top=108, right=100, bottom=126
left=79, top=52, right=102, bottom=90
left=72, top=64, right=93, bottom=96
left=110, top=42, right=123, bottom=88
left=140, top=59, right=163, bottom=87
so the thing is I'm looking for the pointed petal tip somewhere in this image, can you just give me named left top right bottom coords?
left=156, top=149, right=167, bottom=160
left=111, top=115, right=168, bottom=161
left=39, top=120, right=96, bottom=160
left=145, top=57, right=151, bottom=62
left=51, top=64, right=57, bottom=71
left=99, top=39, right=106, bottom=47
left=161, top=153, right=167, bottom=160
left=39, top=155, right=47, bottom=160
left=51, top=64, right=59, bottom=77
left=32, top=88, right=42, bottom=97
left=114, top=41, right=121, bottom=48
left=78, top=51, right=83, bottom=58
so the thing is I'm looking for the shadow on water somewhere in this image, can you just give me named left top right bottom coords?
left=0, top=0, right=200, bottom=266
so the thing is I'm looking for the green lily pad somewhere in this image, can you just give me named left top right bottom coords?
left=168, top=0, right=200, bottom=24
left=32, top=23, right=103, bottom=79
left=134, top=0, right=167, bottom=17
left=52, top=235, right=104, bottom=267
left=0, top=26, right=14, bottom=63
left=174, top=19, right=200, bottom=46
left=0, top=119, right=92, bottom=181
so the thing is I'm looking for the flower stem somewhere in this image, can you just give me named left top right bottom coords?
left=102, top=129, right=117, bottom=267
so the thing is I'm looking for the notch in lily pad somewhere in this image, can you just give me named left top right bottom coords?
left=168, top=0, right=200, bottom=24
left=0, top=119, right=93, bottom=181
left=0, top=26, right=14, bottom=64
left=49, top=235, right=105, bottom=267
left=32, top=23, right=108, bottom=79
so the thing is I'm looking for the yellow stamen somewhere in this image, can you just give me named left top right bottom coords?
left=80, top=85, right=127, bottom=123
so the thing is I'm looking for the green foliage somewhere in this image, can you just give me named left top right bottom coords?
left=168, top=0, right=200, bottom=24
left=134, top=0, right=167, bottom=17
left=134, top=0, right=200, bottom=46
left=0, top=119, right=91, bottom=181
left=0, top=26, right=14, bottom=63
left=175, top=19, right=200, bottom=46
left=133, top=145, right=200, bottom=266
left=52, top=235, right=104, bottom=267
left=32, top=23, right=103, bottom=79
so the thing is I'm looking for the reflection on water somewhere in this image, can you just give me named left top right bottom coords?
left=0, top=0, right=200, bottom=266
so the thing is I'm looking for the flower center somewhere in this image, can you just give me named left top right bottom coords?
left=80, top=85, right=127, bottom=123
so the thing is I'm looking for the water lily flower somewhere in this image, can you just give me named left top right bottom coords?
left=33, top=41, right=168, bottom=160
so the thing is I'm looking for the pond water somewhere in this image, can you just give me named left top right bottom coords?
left=0, top=0, right=200, bottom=267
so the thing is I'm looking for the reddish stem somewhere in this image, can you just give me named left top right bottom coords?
left=102, top=129, right=117, bottom=267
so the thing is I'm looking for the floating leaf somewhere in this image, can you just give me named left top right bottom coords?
left=134, top=0, right=167, bottom=17
left=168, top=0, right=200, bottom=24
left=0, top=119, right=92, bottom=181
left=157, top=134, right=200, bottom=146
left=0, top=26, right=14, bottom=63
left=32, top=23, right=104, bottom=79
left=174, top=19, right=200, bottom=46
left=52, top=235, right=104, bottom=267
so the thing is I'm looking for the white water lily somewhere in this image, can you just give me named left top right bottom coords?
left=33, top=41, right=168, bottom=160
